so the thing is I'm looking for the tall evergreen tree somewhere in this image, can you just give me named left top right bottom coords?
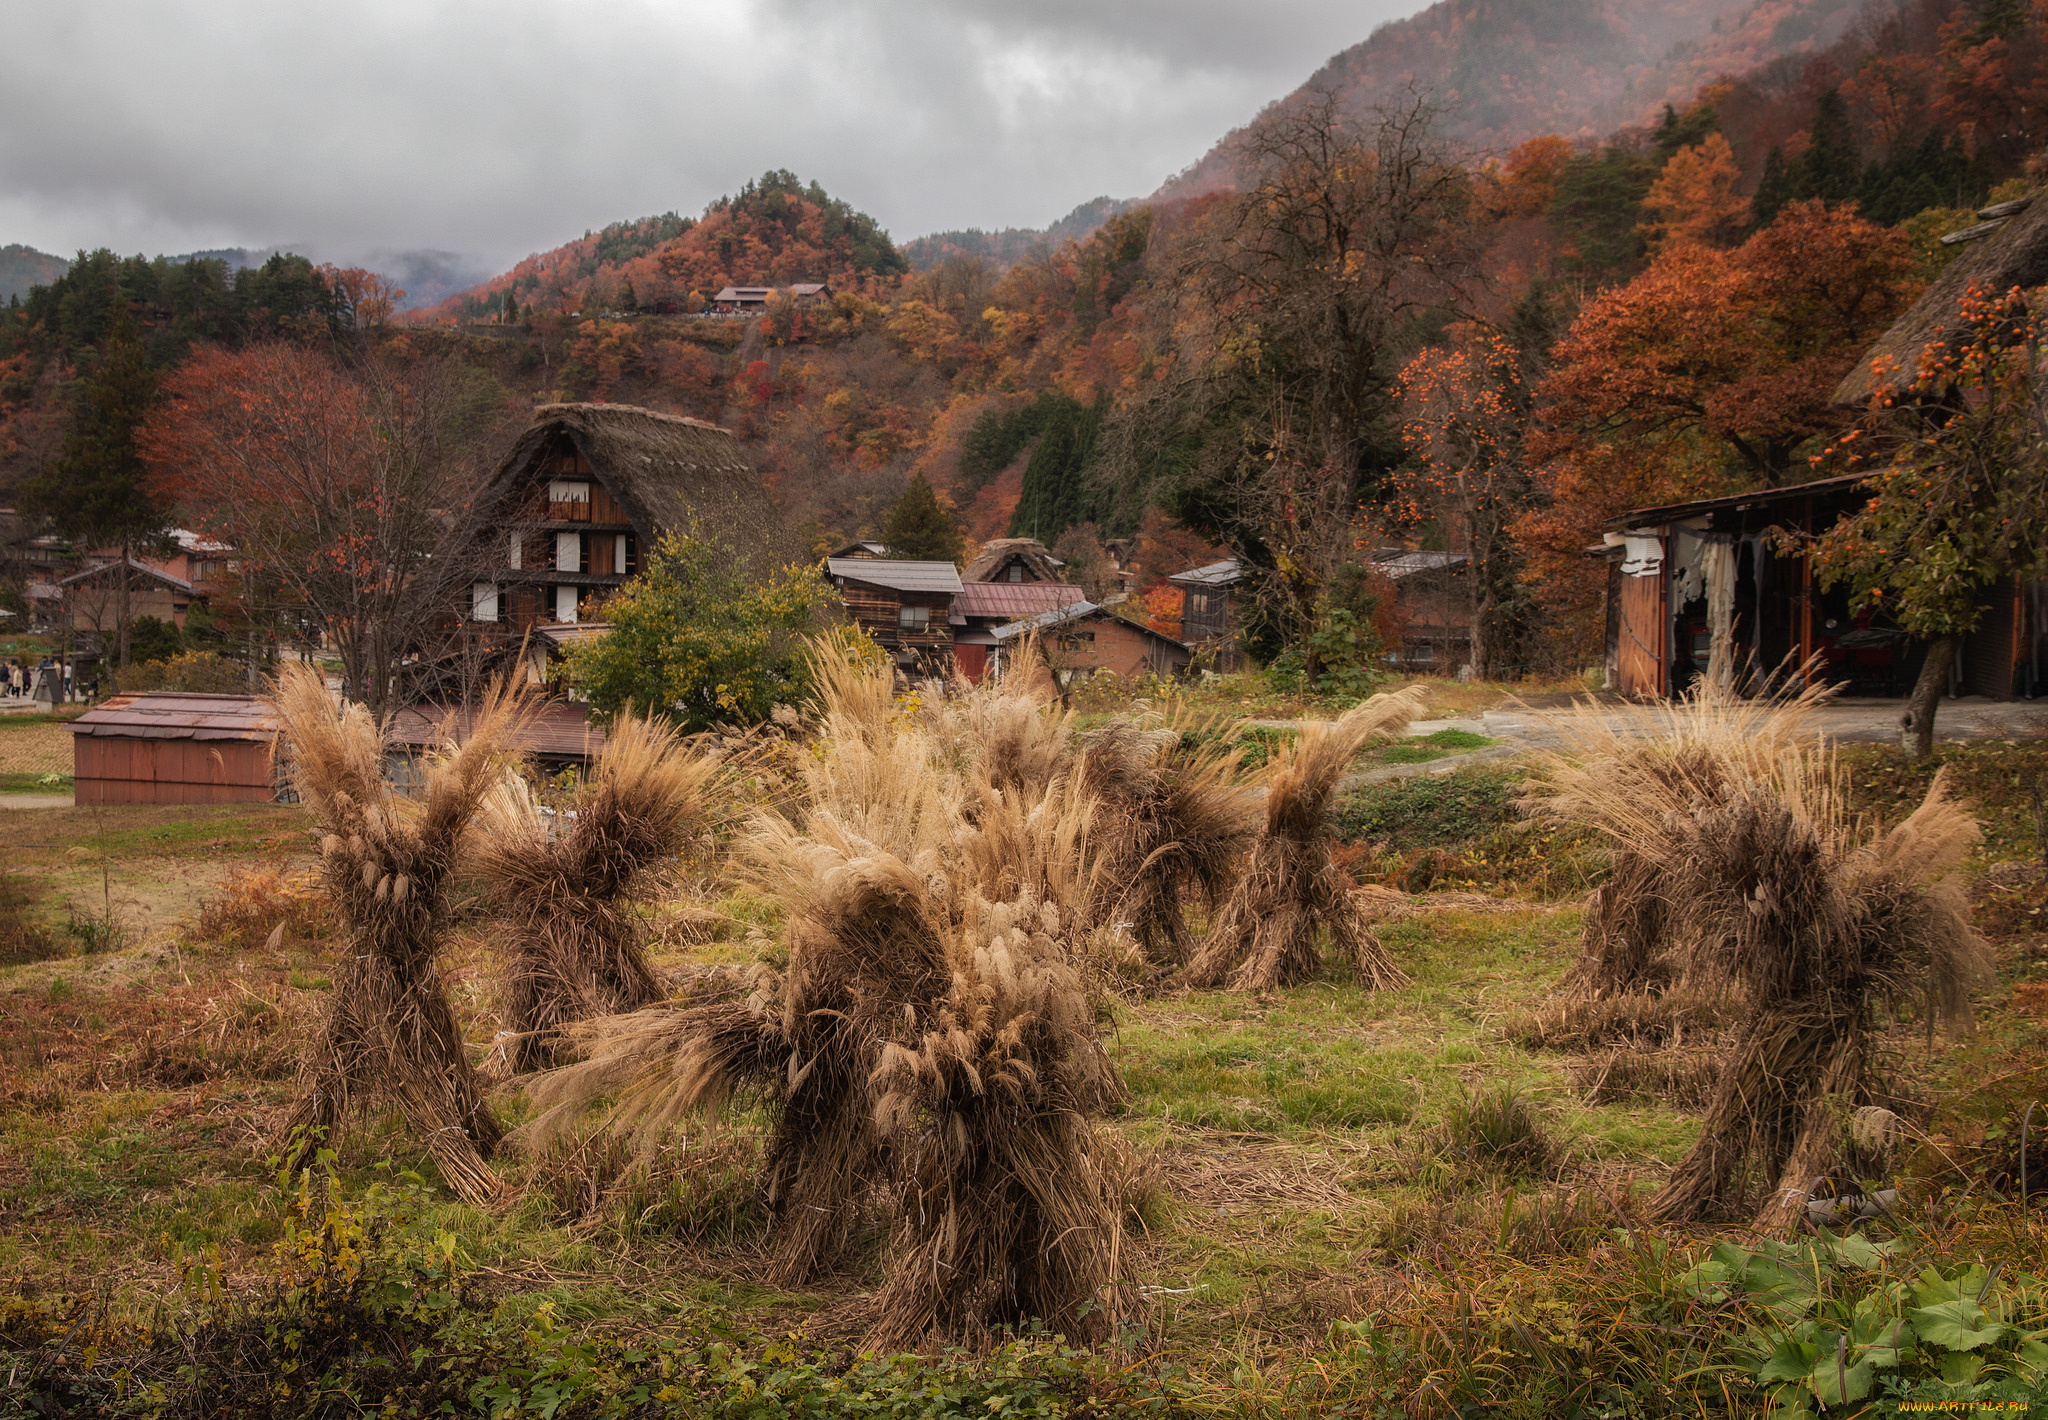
left=1802, top=90, right=1861, bottom=205
left=22, top=301, right=167, bottom=674
left=880, top=472, right=964, bottom=562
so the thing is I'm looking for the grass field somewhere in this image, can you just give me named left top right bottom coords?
left=3, top=736, right=2046, bottom=1416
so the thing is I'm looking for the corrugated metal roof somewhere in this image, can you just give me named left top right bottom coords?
left=388, top=702, right=607, bottom=760
left=1166, top=558, right=1240, bottom=588
left=952, top=581, right=1086, bottom=620
left=1601, top=472, right=1871, bottom=531
left=535, top=622, right=613, bottom=647
left=827, top=558, right=963, bottom=594
left=1373, top=551, right=1468, bottom=580
left=60, top=558, right=195, bottom=592
left=69, top=692, right=277, bottom=742
left=989, top=601, right=1189, bottom=649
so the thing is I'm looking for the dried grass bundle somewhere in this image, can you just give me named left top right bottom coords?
left=270, top=662, right=529, bottom=1206
left=1074, top=713, right=1259, bottom=968
left=1528, top=682, right=1834, bottom=999
left=1185, top=686, right=1429, bottom=991
left=476, top=715, right=721, bottom=1071
left=1528, top=689, right=1993, bottom=1230
left=518, top=649, right=1129, bottom=1345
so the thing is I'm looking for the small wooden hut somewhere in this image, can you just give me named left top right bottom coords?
left=69, top=692, right=281, bottom=805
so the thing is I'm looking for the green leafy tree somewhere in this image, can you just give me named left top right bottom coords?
left=1813, top=284, right=2048, bottom=760
left=21, top=301, right=167, bottom=672
left=880, top=472, right=964, bottom=562
left=569, top=530, right=844, bottom=730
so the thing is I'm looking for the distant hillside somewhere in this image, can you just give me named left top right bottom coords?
left=1, top=245, right=69, bottom=303
left=412, top=170, right=906, bottom=323
left=903, top=197, right=1138, bottom=273
left=155, top=246, right=488, bottom=310
left=1156, top=0, right=1869, bottom=200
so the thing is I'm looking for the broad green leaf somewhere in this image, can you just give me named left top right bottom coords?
left=2014, top=1337, right=2048, bottom=1381
left=1757, top=1338, right=1821, bottom=1384
left=1909, top=1298, right=2009, bottom=1352
left=1810, top=1352, right=1875, bottom=1409
left=1936, top=1349, right=1985, bottom=1385
left=1848, top=1312, right=1912, bottom=1369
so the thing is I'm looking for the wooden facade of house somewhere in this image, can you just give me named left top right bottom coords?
left=825, top=557, right=962, bottom=672
left=69, top=693, right=281, bottom=805
left=1372, top=551, right=1473, bottom=672
left=1600, top=476, right=2045, bottom=701
left=992, top=602, right=1190, bottom=682
left=473, top=403, right=781, bottom=641
left=1166, top=559, right=1240, bottom=668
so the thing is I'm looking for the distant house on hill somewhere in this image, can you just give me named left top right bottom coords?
left=962, top=537, right=1064, bottom=584
left=710, top=287, right=773, bottom=314
left=473, top=403, right=780, bottom=631
left=708, top=282, right=833, bottom=315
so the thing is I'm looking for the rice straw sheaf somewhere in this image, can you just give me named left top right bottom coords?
left=1074, top=712, right=1259, bottom=968
left=269, top=662, right=530, bottom=1207
left=1185, top=685, right=1429, bottom=991
left=1527, top=689, right=1993, bottom=1231
left=1527, top=681, right=1836, bottom=1000
left=475, top=714, right=721, bottom=1071
left=517, top=647, right=1129, bottom=1346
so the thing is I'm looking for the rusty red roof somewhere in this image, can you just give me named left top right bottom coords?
left=69, top=692, right=277, bottom=742
left=388, top=701, right=607, bottom=761
left=952, top=581, right=1087, bottom=621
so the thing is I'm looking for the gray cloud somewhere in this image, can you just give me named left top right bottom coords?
left=0, top=0, right=1426, bottom=275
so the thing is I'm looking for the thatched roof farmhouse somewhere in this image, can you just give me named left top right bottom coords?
left=1835, top=190, right=2048, bottom=407
left=475, top=403, right=782, bottom=630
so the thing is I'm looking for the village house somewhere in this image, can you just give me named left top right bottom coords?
left=1598, top=475, right=2045, bottom=700
left=471, top=402, right=780, bottom=634
left=1601, top=190, right=2048, bottom=702
left=824, top=556, right=962, bottom=673
left=991, top=601, right=1191, bottom=683
left=59, top=559, right=204, bottom=636
left=708, top=282, right=833, bottom=315
left=950, top=580, right=1087, bottom=681
left=1371, top=550, right=1472, bottom=672
left=962, top=537, right=1065, bottom=584
left=1166, top=559, right=1241, bottom=668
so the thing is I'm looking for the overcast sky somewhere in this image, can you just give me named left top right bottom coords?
left=0, top=0, right=1430, bottom=279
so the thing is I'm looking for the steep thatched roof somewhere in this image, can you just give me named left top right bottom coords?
left=961, top=537, right=1063, bottom=583
left=1836, top=192, right=2048, bottom=406
left=488, top=403, right=785, bottom=562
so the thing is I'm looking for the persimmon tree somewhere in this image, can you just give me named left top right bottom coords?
left=1522, top=200, right=1921, bottom=650
left=1393, top=330, right=1532, bottom=679
left=140, top=344, right=509, bottom=720
left=1812, top=284, right=2048, bottom=760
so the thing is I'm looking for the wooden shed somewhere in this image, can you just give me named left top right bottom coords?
left=69, top=692, right=281, bottom=805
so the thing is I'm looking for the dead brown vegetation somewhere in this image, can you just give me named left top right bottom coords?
left=1527, top=686, right=1994, bottom=1230
left=1186, top=687, right=1429, bottom=991
left=269, top=661, right=529, bottom=1207
left=476, top=715, right=719, bottom=1070
left=518, top=645, right=1130, bottom=1347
